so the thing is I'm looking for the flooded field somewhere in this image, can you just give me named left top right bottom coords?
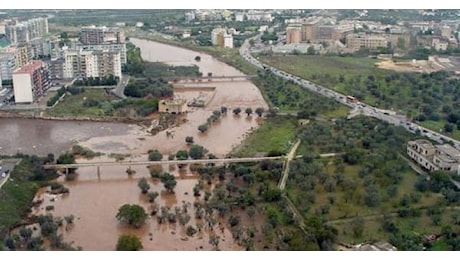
left=4, top=38, right=268, bottom=250
left=32, top=156, right=241, bottom=250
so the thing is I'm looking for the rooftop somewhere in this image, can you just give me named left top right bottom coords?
left=436, top=144, right=460, bottom=158
left=13, top=60, right=44, bottom=74
left=408, top=139, right=436, bottom=149
left=160, top=99, right=187, bottom=106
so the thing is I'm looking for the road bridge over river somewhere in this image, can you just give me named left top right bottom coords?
left=43, top=156, right=285, bottom=170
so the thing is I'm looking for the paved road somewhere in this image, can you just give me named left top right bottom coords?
left=240, top=36, right=460, bottom=150
left=111, top=75, right=130, bottom=99
left=0, top=159, right=21, bottom=189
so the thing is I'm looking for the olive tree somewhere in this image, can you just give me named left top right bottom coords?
left=116, top=204, right=148, bottom=228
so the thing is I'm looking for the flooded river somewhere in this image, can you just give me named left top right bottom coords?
left=3, top=38, right=268, bottom=250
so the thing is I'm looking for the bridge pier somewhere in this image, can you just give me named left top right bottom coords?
left=65, top=168, right=69, bottom=175
left=97, top=166, right=101, bottom=180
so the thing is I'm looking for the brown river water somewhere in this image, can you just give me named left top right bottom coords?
left=3, top=38, right=268, bottom=250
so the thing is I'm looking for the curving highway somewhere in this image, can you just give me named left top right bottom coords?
left=239, top=36, right=460, bottom=150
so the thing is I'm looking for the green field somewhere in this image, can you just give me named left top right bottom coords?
left=231, top=116, right=298, bottom=157
left=0, top=157, right=55, bottom=240
left=259, top=55, right=383, bottom=85
left=45, top=89, right=120, bottom=118
left=259, top=54, right=460, bottom=143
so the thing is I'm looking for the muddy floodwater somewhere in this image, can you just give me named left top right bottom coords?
left=33, top=157, right=241, bottom=250
left=6, top=38, right=268, bottom=250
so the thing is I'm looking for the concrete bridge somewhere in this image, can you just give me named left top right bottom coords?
left=43, top=156, right=287, bottom=179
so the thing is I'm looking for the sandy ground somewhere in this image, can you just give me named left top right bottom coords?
left=375, top=59, right=437, bottom=73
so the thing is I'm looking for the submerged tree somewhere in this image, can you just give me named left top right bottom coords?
left=160, top=173, right=177, bottom=193
left=138, top=177, right=151, bottom=194
left=116, top=204, right=148, bottom=228
left=116, top=234, right=143, bottom=251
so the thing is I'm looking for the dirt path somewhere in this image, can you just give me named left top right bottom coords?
left=278, top=140, right=301, bottom=190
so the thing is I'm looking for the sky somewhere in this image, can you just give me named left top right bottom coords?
left=2, top=1, right=459, bottom=10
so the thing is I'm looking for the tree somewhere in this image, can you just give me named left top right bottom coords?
left=138, top=177, right=150, bottom=194
left=212, top=110, right=222, bottom=118
left=198, top=124, right=209, bottom=133
left=160, top=172, right=177, bottom=193
left=221, top=106, right=228, bottom=114
left=444, top=123, right=454, bottom=133
left=233, top=107, right=242, bottom=115
left=19, top=227, right=33, bottom=242
left=64, top=214, right=75, bottom=225
left=116, top=204, right=148, bottom=228
left=255, top=107, right=265, bottom=117
left=148, top=150, right=163, bottom=161
left=56, top=152, right=77, bottom=173
left=45, top=153, right=55, bottom=164
left=176, top=150, right=189, bottom=160
left=116, top=234, right=143, bottom=251
left=147, top=191, right=159, bottom=203
left=307, top=46, right=316, bottom=55
left=364, top=185, right=380, bottom=207
left=245, top=107, right=253, bottom=116
left=186, top=226, right=197, bottom=236
left=209, top=235, right=220, bottom=250
left=56, top=152, right=75, bottom=164
left=185, top=136, right=194, bottom=144
left=351, top=216, right=364, bottom=238
left=189, top=144, right=206, bottom=159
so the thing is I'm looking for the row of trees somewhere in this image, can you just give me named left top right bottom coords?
left=73, top=75, right=118, bottom=87
left=46, top=86, right=66, bottom=107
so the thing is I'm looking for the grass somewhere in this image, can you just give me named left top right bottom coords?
left=258, top=55, right=384, bottom=87
left=321, top=106, right=349, bottom=119
left=231, top=116, right=298, bottom=157
left=420, top=120, right=460, bottom=141
left=0, top=159, right=42, bottom=239
left=45, top=89, right=120, bottom=118
left=429, top=239, right=450, bottom=251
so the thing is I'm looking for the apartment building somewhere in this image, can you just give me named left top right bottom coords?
left=78, top=43, right=126, bottom=65
left=223, top=33, right=233, bottom=48
left=80, top=25, right=106, bottom=45
left=286, top=26, right=302, bottom=44
left=346, top=33, right=388, bottom=50
left=12, top=60, right=50, bottom=103
left=5, top=17, right=48, bottom=44
left=211, top=28, right=226, bottom=46
left=0, top=52, right=15, bottom=81
left=407, top=139, right=460, bottom=173
left=62, top=48, right=121, bottom=79
left=14, top=45, right=30, bottom=69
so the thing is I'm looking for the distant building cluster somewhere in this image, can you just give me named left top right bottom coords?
left=407, top=139, right=460, bottom=173
left=50, top=25, right=126, bottom=80
left=184, top=9, right=273, bottom=23
left=4, top=17, right=48, bottom=44
left=285, top=17, right=355, bottom=44
left=283, top=14, right=460, bottom=54
left=0, top=19, right=126, bottom=104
